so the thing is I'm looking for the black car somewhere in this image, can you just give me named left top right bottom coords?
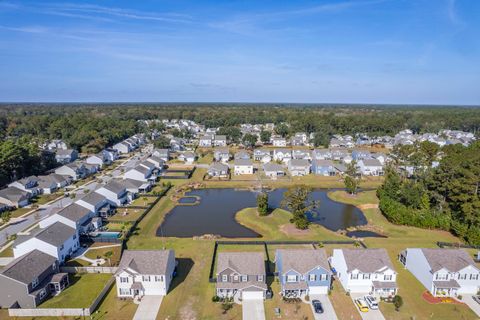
left=312, top=300, right=324, bottom=314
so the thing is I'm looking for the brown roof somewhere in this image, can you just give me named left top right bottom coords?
left=117, top=250, right=174, bottom=275
left=342, top=249, right=395, bottom=273
left=217, top=252, right=265, bottom=275
left=421, top=248, right=477, bottom=273
left=276, top=249, right=330, bottom=274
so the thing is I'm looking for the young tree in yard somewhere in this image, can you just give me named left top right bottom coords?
left=344, top=160, right=360, bottom=195
left=1, top=211, right=11, bottom=224
left=257, top=192, right=269, bottom=216
left=281, top=185, right=315, bottom=229
left=242, top=133, right=258, bottom=148
left=260, top=130, right=271, bottom=144
left=104, top=251, right=113, bottom=266
left=393, top=295, right=403, bottom=311
left=274, top=123, right=289, bottom=138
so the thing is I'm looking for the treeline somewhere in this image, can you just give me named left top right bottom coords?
left=377, top=142, right=480, bottom=245
left=0, top=138, right=57, bottom=187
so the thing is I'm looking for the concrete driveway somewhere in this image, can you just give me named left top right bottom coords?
left=133, top=295, right=163, bottom=320
left=351, top=293, right=385, bottom=320
left=310, top=294, right=338, bottom=320
left=461, top=295, right=480, bottom=317
left=242, top=298, right=265, bottom=320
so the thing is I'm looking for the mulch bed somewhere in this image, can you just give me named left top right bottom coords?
left=422, top=291, right=464, bottom=305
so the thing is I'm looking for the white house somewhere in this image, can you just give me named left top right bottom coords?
left=263, top=163, right=285, bottom=179
left=288, top=159, right=310, bottom=176
left=115, top=250, right=176, bottom=298
left=199, top=134, right=213, bottom=147
left=124, top=165, right=153, bottom=182
left=179, top=152, right=195, bottom=164
left=213, top=135, right=227, bottom=147
left=330, top=249, right=398, bottom=297
left=272, top=137, right=287, bottom=147
left=13, top=222, right=79, bottom=263
left=39, top=203, right=94, bottom=234
left=273, top=149, right=292, bottom=164
left=0, top=187, right=30, bottom=208
left=95, top=180, right=129, bottom=206
left=76, top=191, right=109, bottom=214
left=8, top=176, right=40, bottom=196
left=357, top=159, right=384, bottom=176
left=86, top=152, right=109, bottom=167
left=399, top=248, right=480, bottom=297
left=55, top=163, right=88, bottom=181
left=146, top=156, right=164, bottom=170
left=214, top=148, right=230, bottom=163
left=113, top=142, right=132, bottom=154
left=234, top=159, right=254, bottom=175
left=152, top=149, right=169, bottom=162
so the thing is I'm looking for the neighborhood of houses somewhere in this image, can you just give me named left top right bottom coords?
left=0, top=120, right=478, bottom=319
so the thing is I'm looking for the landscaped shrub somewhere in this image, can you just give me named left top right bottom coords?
left=211, top=295, right=220, bottom=302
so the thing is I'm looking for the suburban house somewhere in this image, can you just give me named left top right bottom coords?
left=152, top=148, right=170, bottom=162
left=292, top=150, right=311, bottom=161
left=0, top=250, right=69, bottom=308
left=199, top=134, right=213, bottom=147
left=233, top=159, right=254, bottom=175
left=39, top=203, right=94, bottom=234
left=263, top=163, right=285, bottom=179
left=351, top=150, right=372, bottom=161
left=254, top=149, right=272, bottom=163
left=84, top=163, right=100, bottom=175
left=179, top=152, right=196, bottom=164
left=122, top=178, right=152, bottom=195
left=216, top=252, right=267, bottom=299
left=214, top=148, right=230, bottom=163
left=76, top=191, right=110, bottom=215
left=0, top=187, right=30, bottom=208
left=45, top=139, right=68, bottom=151
left=273, top=149, right=292, bottom=164
left=103, top=148, right=119, bottom=162
left=96, top=180, right=129, bottom=206
left=54, top=162, right=88, bottom=181
left=55, top=149, right=78, bottom=164
left=8, top=176, right=40, bottom=196
left=113, top=141, right=132, bottom=154
left=330, top=249, right=398, bottom=297
left=311, top=160, right=338, bottom=176
left=124, top=165, right=153, bottom=183
left=399, top=248, right=480, bottom=297
left=275, top=249, right=332, bottom=297
left=37, top=174, right=71, bottom=194
left=207, top=163, right=229, bottom=178
left=115, top=250, right=176, bottom=298
left=234, top=150, right=250, bottom=160
left=357, top=159, right=384, bottom=176
left=213, top=135, right=227, bottom=147
left=86, top=152, right=109, bottom=167
left=146, top=155, right=165, bottom=170
left=288, top=159, right=310, bottom=176
left=272, top=137, right=287, bottom=147
left=13, top=222, right=79, bottom=263
left=330, top=148, right=350, bottom=161
left=312, top=149, right=332, bottom=160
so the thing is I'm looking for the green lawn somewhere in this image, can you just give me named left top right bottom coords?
left=84, top=245, right=122, bottom=266
left=94, top=284, right=138, bottom=320
left=40, top=274, right=112, bottom=309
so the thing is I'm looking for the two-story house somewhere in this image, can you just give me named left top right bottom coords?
left=273, top=149, right=292, bottom=164
left=55, top=149, right=78, bottom=164
left=253, top=149, right=272, bottom=163
left=208, top=162, right=229, bottom=178
left=55, top=162, right=88, bottom=181
left=275, top=249, right=332, bottom=297
left=13, top=222, right=79, bottom=263
left=0, top=187, right=30, bottom=208
left=199, top=134, right=213, bottom=147
left=233, top=159, right=254, bottom=175
left=288, top=159, right=310, bottom=176
left=39, top=203, right=94, bottom=234
left=0, top=250, right=69, bottom=308
left=331, top=249, right=398, bottom=297
left=311, top=160, right=338, bottom=176
left=216, top=252, right=267, bottom=300
left=8, top=176, right=40, bottom=197
left=95, top=180, right=129, bottom=206
left=399, top=248, right=480, bottom=297
left=357, top=159, right=384, bottom=176
left=115, top=250, right=176, bottom=298
left=214, top=148, right=231, bottom=163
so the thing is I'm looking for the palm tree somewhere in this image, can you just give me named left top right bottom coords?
left=104, top=251, right=113, bottom=266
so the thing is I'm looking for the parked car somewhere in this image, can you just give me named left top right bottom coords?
left=364, top=295, right=379, bottom=309
left=312, top=300, right=323, bottom=314
left=355, top=298, right=369, bottom=312
left=473, top=296, right=480, bottom=304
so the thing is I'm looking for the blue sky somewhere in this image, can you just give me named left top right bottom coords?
left=0, top=0, right=479, bottom=104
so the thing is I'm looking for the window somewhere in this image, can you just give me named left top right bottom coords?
left=52, top=263, right=56, bottom=271
left=363, top=274, right=371, bottom=280
left=309, top=274, right=316, bottom=281
left=287, top=275, right=297, bottom=282
left=155, top=275, right=163, bottom=282
left=32, top=278, right=39, bottom=289
left=458, top=274, right=467, bottom=280
left=384, top=275, right=393, bottom=281
left=39, top=289, right=46, bottom=300
left=435, top=273, right=448, bottom=280
left=258, top=275, right=264, bottom=282
left=320, top=274, right=327, bottom=281
left=222, top=275, right=228, bottom=282
left=120, top=277, right=129, bottom=283
left=470, top=274, right=479, bottom=280
left=242, top=275, right=247, bottom=282
left=119, top=288, right=131, bottom=295
left=351, top=274, right=359, bottom=280
left=233, top=275, right=239, bottom=281
left=142, top=276, right=151, bottom=282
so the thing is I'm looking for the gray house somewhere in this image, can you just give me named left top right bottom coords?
left=275, top=249, right=332, bottom=297
left=0, top=187, right=30, bottom=208
left=288, top=159, right=310, bottom=176
left=55, top=149, right=78, bottom=164
left=207, top=162, right=229, bottom=178
left=216, top=252, right=267, bottom=300
left=0, top=250, right=69, bottom=308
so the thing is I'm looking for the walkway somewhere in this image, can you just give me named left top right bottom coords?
left=461, top=295, right=480, bottom=317
left=133, top=295, right=163, bottom=320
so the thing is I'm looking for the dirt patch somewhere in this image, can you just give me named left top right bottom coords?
left=358, top=204, right=379, bottom=209
left=280, top=224, right=311, bottom=236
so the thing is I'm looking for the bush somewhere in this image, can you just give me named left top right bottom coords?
left=393, top=295, right=403, bottom=311
left=457, top=295, right=463, bottom=300
left=211, top=295, right=220, bottom=302
left=304, top=295, right=310, bottom=301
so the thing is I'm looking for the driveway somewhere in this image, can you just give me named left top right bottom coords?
left=461, top=295, right=480, bottom=317
left=351, top=293, right=385, bottom=320
left=310, top=294, right=338, bottom=320
left=242, top=298, right=265, bottom=320
left=133, top=295, right=163, bottom=320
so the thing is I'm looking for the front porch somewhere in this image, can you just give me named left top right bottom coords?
left=432, top=280, right=461, bottom=297
left=372, top=281, right=397, bottom=297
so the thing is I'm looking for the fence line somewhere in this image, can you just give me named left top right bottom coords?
left=61, top=266, right=118, bottom=274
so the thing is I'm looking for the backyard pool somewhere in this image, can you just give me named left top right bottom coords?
left=93, top=231, right=121, bottom=239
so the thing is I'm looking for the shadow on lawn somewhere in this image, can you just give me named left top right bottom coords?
left=169, top=257, right=194, bottom=294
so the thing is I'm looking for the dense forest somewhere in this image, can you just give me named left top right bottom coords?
left=377, top=141, right=480, bottom=245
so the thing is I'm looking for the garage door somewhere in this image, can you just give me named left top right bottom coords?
left=309, top=286, right=328, bottom=294
left=243, top=291, right=264, bottom=300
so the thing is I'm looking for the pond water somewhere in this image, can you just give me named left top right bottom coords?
left=178, top=197, right=198, bottom=204
left=157, top=188, right=366, bottom=238
left=346, top=230, right=387, bottom=238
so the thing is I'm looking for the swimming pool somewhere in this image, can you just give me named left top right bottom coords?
left=93, top=231, right=121, bottom=239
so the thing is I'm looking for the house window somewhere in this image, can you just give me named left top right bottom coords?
left=222, top=275, right=228, bottom=282
left=320, top=274, right=327, bottom=281
left=142, top=276, right=151, bottom=282
left=155, top=275, right=163, bottom=282
left=470, top=274, right=479, bottom=280
left=39, top=289, right=46, bottom=300
left=242, top=275, right=247, bottom=282
left=52, top=263, right=56, bottom=270
left=458, top=274, right=467, bottom=280
left=32, top=278, right=39, bottom=289
left=119, top=288, right=131, bottom=295
left=258, top=275, right=263, bottom=282
left=384, top=275, right=393, bottom=281
left=309, top=274, right=316, bottom=281
left=351, top=274, right=359, bottom=280
left=233, top=275, right=239, bottom=281
left=120, top=277, right=129, bottom=283
left=363, top=274, right=371, bottom=280
left=435, top=273, right=448, bottom=280
left=287, top=275, right=297, bottom=282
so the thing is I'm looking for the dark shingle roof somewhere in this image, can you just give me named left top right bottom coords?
left=0, top=187, right=30, bottom=202
left=0, top=250, right=57, bottom=284
left=117, top=250, right=174, bottom=275
left=78, top=191, right=106, bottom=206
left=276, top=249, right=330, bottom=274
left=421, top=248, right=477, bottom=273
left=18, top=222, right=76, bottom=247
left=58, top=203, right=92, bottom=222
left=217, top=252, right=265, bottom=275
left=103, top=180, right=127, bottom=194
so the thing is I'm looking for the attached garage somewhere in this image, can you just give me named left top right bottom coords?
left=242, top=290, right=264, bottom=300
left=309, top=286, right=328, bottom=295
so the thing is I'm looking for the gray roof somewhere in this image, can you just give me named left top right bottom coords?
left=56, top=149, right=75, bottom=156
left=103, top=180, right=127, bottom=194
left=421, top=248, right=477, bottom=273
left=131, top=165, right=150, bottom=175
left=234, top=159, right=253, bottom=166
left=0, top=187, right=30, bottom=202
left=0, top=250, right=57, bottom=284
left=140, top=160, right=156, bottom=170
left=342, top=249, right=395, bottom=273
left=215, top=135, right=227, bottom=141
left=121, top=178, right=144, bottom=189
left=361, top=159, right=382, bottom=167
left=58, top=203, right=92, bottom=222
left=313, top=159, right=334, bottom=167
left=289, top=159, right=310, bottom=168
left=19, top=222, right=76, bottom=247
left=78, top=191, right=106, bottom=206
left=117, top=250, right=174, bottom=275
left=209, top=162, right=229, bottom=171
left=263, top=162, right=284, bottom=172
left=276, top=249, right=330, bottom=274
left=217, top=252, right=265, bottom=275
left=148, top=155, right=164, bottom=164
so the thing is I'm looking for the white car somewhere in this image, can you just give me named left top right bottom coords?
left=364, top=295, right=379, bottom=310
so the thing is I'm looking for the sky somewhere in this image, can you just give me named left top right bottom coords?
left=0, top=0, right=479, bottom=104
